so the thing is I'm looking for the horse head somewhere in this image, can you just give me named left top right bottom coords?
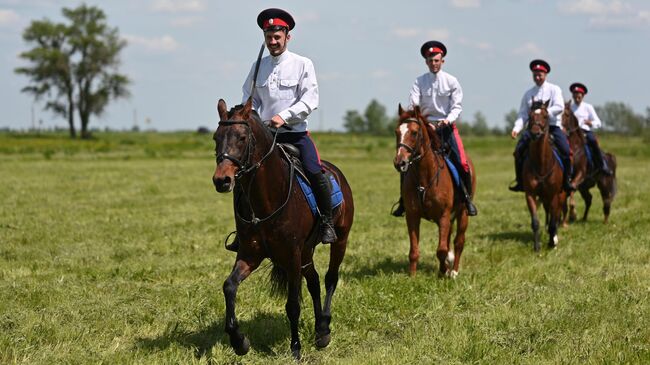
left=393, top=104, right=433, bottom=173
left=212, top=98, right=259, bottom=193
left=528, top=98, right=550, bottom=140
left=561, top=100, right=581, bottom=136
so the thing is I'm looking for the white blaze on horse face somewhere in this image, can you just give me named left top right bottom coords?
left=398, top=124, right=409, bottom=146
left=534, top=109, right=542, bottom=115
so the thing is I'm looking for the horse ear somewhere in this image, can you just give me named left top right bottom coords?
left=544, top=99, right=550, bottom=108
left=398, top=103, right=404, bottom=116
left=217, top=99, right=228, bottom=121
left=242, top=97, right=253, bottom=119
left=414, top=105, right=421, bottom=118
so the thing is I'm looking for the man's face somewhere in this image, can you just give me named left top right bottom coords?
left=532, top=71, right=547, bottom=86
left=572, top=91, right=584, bottom=104
left=425, top=53, right=444, bottom=74
left=264, top=29, right=290, bottom=56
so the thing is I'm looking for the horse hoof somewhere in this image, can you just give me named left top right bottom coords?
left=448, top=270, right=458, bottom=279
left=292, top=348, right=301, bottom=360
left=315, top=332, right=331, bottom=348
left=445, top=252, right=455, bottom=270
left=549, top=235, right=558, bottom=249
left=232, top=336, right=250, bottom=356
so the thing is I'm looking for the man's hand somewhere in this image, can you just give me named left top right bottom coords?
left=270, top=115, right=286, bottom=128
left=441, top=119, right=450, bottom=125
left=584, top=119, right=593, bottom=127
left=511, top=130, right=519, bottom=139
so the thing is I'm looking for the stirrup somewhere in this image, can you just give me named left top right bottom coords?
left=390, top=200, right=405, bottom=217
left=508, top=180, right=524, bottom=192
left=224, top=231, right=239, bottom=252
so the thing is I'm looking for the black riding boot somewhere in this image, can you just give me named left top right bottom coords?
left=509, top=153, right=524, bottom=192
left=562, top=158, right=576, bottom=192
left=311, top=172, right=337, bottom=244
left=391, top=173, right=405, bottom=217
left=460, top=172, right=478, bottom=216
left=593, top=148, right=613, bottom=176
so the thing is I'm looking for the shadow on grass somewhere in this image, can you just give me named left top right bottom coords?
left=480, top=230, right=532, bottom=245
left=345, top=257, right=436, bottom=279
left=135, top=311, right=288, bottom=358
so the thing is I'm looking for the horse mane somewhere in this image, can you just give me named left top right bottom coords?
left=227, top=104, right=272, bottom=140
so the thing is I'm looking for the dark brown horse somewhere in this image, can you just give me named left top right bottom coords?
left=561, top=101, right=617, bottom=224
left=212, top=98, right=354, bottom=359
left=522, top=100, right=566, bottom=252
left=393, top=105, right=474, bottom=278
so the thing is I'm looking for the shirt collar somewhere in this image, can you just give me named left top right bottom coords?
left=271, top=50, right=290, bottom=65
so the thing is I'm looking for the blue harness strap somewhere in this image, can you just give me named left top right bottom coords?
left=551, top=149, right=564, bottom=172
left=297, top=173, right=344, bottom=216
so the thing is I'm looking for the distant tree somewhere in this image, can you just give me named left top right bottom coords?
left=595, top=102, right=644, bottom=134
left=471, top=111, right=489, bottom=136
left=343, top=110, right=365, bottom=133
left=504, top=109, right=518, bottom=134
left=15, top=4, right=130, bottom=139
left=365, top=99, right=390, bottom=135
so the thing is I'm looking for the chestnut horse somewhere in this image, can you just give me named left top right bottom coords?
left=393, top=105, right=474, bottom=278
left=522, top=100, right=566, bottom=252
left=561, top=101, right=617, bottom=224
left=212, top=99, right=354, bottom=359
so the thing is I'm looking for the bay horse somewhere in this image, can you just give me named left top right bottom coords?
left=212, top=98, right=354, bottom=359
left=522, top=99, right=566, bottom=252
left=393, top=104, right=474, bottom=278
left=561, top=101, right=617, bottom=224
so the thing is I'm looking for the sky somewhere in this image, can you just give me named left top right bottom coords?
left=1, top=0, right=649, bottom=132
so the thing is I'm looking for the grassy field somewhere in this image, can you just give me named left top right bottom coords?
left=1, top=131, right=649, bottom=364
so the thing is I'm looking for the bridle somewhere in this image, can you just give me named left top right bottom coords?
left=215, top=119, right=294, bottom=226
left=397, top=117, right=427, bottom=167
left=528, top=107, right=549, bottom=140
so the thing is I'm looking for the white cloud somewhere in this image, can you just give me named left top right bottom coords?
left=588, top=12, right=650, bottom=29
left=151, top=0, right=206, bottom=13
left=426, top=28, right=450, bottom=40
left=458, top=36, right=493, bottom=50
left=450, top=0, right=480, bottom=8
left=170, top=16, right=203, bottom=27
left=123, top=34, right=179, bottom=52
left=0, top=8, right=20, bottom=26
left=557, top=0, right=632, bottom=15
left=512, top=42, right=544, bottom=56
left=392, top=27, right=420, bottom=38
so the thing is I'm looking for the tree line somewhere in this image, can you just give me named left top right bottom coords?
left=345, top=100, right=650, bottom=136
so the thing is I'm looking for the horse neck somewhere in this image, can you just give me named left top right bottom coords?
left=412, top=134, right=444, bottom=184
left=240, top=122, right=289, bottom=213
left=529, top=129, right=554, bottom=170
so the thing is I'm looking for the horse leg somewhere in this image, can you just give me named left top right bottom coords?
left=548, top=195, right=562, bottom=249
left=568, top=191, right=577, bottom=223
left=406, top=213, right=421, bottom=276
left=286, top=264, right=303, bottom=360
left=526, top=193, right=540, bottom=252
left=449, top=211, right=469, bottom=279
left=223, top=256, right=262, bottom=356
left=302, top=259, right=329, bottom=349
left=597, top=178, right=614, bottom=224
left=579, top=187, right=593, bottom=221
left=316, top=231, right=348, bottom=350
left=436, top=214, right=452, bottom=277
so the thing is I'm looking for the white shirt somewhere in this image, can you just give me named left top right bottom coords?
left=409, top=70, right=463, bottom=123
left=571, top=101, right=601, bottom=131
left=242, top=50, right=318, bottom=133
left=512, top=81, right=564, bottom=134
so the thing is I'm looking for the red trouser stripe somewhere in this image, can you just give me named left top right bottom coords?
left=452, top=124, right=470, bottom=172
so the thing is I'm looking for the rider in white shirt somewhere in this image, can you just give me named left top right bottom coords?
left=509, top=59, right=574, bottom=192
left=225, top=8, right=336, bottom=251
left=392, top=41, right=477, bottom=217
left=569, top=82, right=613, bottom=175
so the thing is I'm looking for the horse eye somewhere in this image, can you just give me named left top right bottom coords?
left=411, top=131, right=417, bottom=136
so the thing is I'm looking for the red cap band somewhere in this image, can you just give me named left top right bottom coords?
left=427, top=47, right=443, bottom=56
left=532, top=64, right=548, bottom=73
left=574, top=86, right=585, bottom=93
left=263, top=18, right=289, bottom=29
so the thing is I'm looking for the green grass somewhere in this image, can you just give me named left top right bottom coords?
left=1, top=131, right=649, bottom=364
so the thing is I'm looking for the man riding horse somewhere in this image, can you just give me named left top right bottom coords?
left=568, top=82, right=613, bottom=176
left=509, top=59, right=574, bottom=193
left=392, top=40, right=478, bottom=217
left=225, top=8, right=336, bottom=251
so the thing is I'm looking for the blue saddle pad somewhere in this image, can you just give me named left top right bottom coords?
left=444, top=157, right=461, bottom=188
left=297, top=174, right=344, bottom=216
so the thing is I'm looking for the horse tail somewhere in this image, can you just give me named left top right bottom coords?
left=268, top=263, right=288, bottom=298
